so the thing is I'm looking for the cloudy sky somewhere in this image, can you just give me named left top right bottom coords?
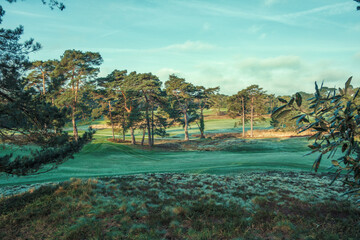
left=2, top=0, right=360, bottom=95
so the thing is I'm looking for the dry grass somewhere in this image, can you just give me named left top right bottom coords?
left=244, top=129, right=313, bottom=138
left=1, top=172, right=359, bottom=239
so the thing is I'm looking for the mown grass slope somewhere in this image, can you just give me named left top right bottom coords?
left=0, top=137, right=333, bottom=186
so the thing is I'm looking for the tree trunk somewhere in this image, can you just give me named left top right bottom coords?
left=122, top=112, right=126, bottom=141
left=111, top=125, right=115, bottom=140
left=145, top=106, right=152, bottom=147
left=131, top=127, right=136, bottom=145
left=200, top=108, right=205, bottom=139
left=141, top=128, right=146, bottom=146
left=53, top=97, right=57, bottom=134
left=251, top=96, right=254, bottom=138
left=109, top=101, right=115, bottom=140
left=242, top=96, right=245, bottom=138
left=71, top=80, right=79, bottom=141
left=184, top=112, right=189, bottom=141
left=71, top=103, right=78, bottom=141
left=151, top=104, right=155, bottom=145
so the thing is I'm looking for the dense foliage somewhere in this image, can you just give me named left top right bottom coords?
left=0, top=0, right=94, bottom=176
left=228, top=85, right=267, bottom=137
left=356, top=0, right=360, bottom=10
left=273, top=78, right=360, bottom=203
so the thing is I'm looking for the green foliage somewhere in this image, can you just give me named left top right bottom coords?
left=24, top=60, right=59, bottom=95
left=94, top=70, right=167, bottom=145
left=271, top=96, right=299, bottom=130
left=0, top=128, right=95, bottom=176
left=228, top=90, right=248, bottom=119
left=56, top=49, right=103, bottom=140
left=355, top=0, right=360, bottom=10
left=272, top=77, right=360, bottom=203
left=228, top=85, right=267, bottom=137
left=271, top=92, right=316, bottom=130
left=194, top=86, right=219, bottom=138
left=210, top=93, right=228, bottom=116
left=0, top=1, right=94, bottom=177
left=165, top=75, right=199, bottom=141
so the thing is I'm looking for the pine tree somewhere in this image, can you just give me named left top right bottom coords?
left=0, top=0, right=94, bottom=176
left=194, top=86, right=219, bottom=138
left=165, top=75, right=198, bottom=141
left=57, top=50, right=102, bottom=141
left=228, top=90, right=249, bottom=137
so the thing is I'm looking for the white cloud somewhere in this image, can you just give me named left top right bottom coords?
left=240, top=56, right=302, bottom=70
left=156, top=68, right=181, bottom=81
left=182, top=56, right=356, bottom=96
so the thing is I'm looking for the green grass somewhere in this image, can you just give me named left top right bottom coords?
left=75, top=113, right=270, bottom=140
left=0, top=117, right=333, bottom=187
left=0, top=116, right=333, bottom=186
left=1, top=172, right=359, bottom=240
left=0, top=136, right=333, bottom=186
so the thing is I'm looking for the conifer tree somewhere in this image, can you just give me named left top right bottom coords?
left=244, top=85, right=267, bottom=137
left=0, top=0, right=94, bottom=176
left=25, top=60, right=58, bottom=95
left=132, top=73, right=162, bottom=146
left=165, top=75, right=198, bottom=141
left=94, top=70, right=128, bottom=140
left=211, top=94, right=228, bottom=116
left=194, top=86, right=219, bottom=138
left=57, top=50, right=102, bottom=141
left=228, top=90, right=249, bottom=137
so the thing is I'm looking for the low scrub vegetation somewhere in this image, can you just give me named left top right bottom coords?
left=1, top=172, right=359, bottom=239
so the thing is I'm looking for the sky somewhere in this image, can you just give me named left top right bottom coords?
left=2, top=0, right=360, bottom=95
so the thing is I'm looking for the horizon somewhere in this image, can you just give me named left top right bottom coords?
left=2, top=0, right=360, bottom=95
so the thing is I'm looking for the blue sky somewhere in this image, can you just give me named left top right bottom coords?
left=2, top=0, right=360, bottom=95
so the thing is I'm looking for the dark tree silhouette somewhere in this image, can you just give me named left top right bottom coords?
left=0, top=0, right=94, bottom=176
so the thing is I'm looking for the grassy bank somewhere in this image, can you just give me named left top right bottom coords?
left=1, top=172, right=359, bottom=239
left=1, top=137, right=333, bottom=186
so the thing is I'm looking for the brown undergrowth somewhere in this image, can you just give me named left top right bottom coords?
left=1, top=172, right=359, bottom=239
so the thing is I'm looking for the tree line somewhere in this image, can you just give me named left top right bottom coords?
left=27, top=49, right=314, bottom=146
left=21, top=50, right=225, bottom=147
left=26, top=48, right=347, bottom=146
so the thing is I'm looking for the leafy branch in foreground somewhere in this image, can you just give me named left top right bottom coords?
left=272, top=77, right=360, bottom=203
left=355, top=0, right=360, bottom=11
left=0, top=1, right=95, bottom=177
left=0, top=128, right=95, bottom=176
